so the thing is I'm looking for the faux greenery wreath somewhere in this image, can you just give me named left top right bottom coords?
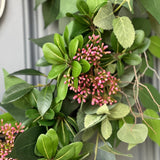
left=1, top=0, right=160, bottom=159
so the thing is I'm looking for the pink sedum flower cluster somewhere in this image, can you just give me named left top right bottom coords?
left=0, top=119, right=25, bottom=160
left=66, top=34, right=120, bottom=106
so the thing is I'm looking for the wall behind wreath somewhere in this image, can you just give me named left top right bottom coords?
left=0, top=1, right=160, bottom=160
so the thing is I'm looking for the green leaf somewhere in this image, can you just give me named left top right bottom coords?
left=31, top=34, right=54, bottom=48
left=36, top=134, right=53, bottom=159
left=42, top=0, right=60, bottom=28
left=38, top=119, right=55, bottom=127
left=55, top=142, right=83, bottom=160
left=74, top=35, right=84, bottom=49
left=144, top=109, right=160, bottom=146
left=139, top=83, right=160, bottom=112
left=130, top=30, right=145, bottom=50
left=0, top=103, right=26, bottom=122
left=48, top=64, right=68, bottom=79
left=43, top=109, right=55, bottom=120
left=99, top=143, right=133, bottom=157
left=35, top=0, right=47, bottom=9
left=69, top=38, right=79, bottom=59
left=79, top=59, right=90, bottom=73
left=93, top=3, right=115, bottom=30
left=0, top=113, right=16, bottom=126
left=123, top=54, right=142, bottom=66
left=108, top=103, right=130, bottom=119
left=2, top=83, right=33, bottom=104
left=77, top=109, right=85, bottom=130
left=101, top=118, right=112, bottom=140
left=63, top=26, right=70, bottom=46
left=36, top=56, right=52, bottom=67
left=84, top=114, right=105, bottom=128
left=132, top=38, right=150, bottom=54
left=96, top=104, right=110, bottom=115
left=43, top=43, right=66, bottom=65
left=71, top=61, right=82, bottom=78
left=57, top=71, right=68, bottom=101
left=119, top=66, right=135, bottom=87
left=57, top=120, right=70, bottom=147
left=9, top=126, right=46, bottom=160
left=117, top=60, right=124, bottom=77
left=54, top=33, right=67, bottom=55
left=76, top=0, right=89, bottom=15
left=87, top=0, right=107, bottom=14
left=9, top=69, right=46, bottom=77
left=117, top=123, right=148, bottom=144
left=37, top=86, right=52, bottom=116
left=113, top=16, right=135, bottom=48
left=132, top=18, right=151, bottom=37
left=149, top=36, right=160, bottom=58
left=139, top=0, right=160, bottom=24
left=26, top=109, right=40, bottom=119
left=57, top=0, right=78, bottom=19
left=46, top=129, right=58, bottom=156
left=3, top=69, right=26, bottom=90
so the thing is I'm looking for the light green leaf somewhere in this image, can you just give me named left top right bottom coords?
left=63, top=26, right=70, bottom=46
left=101, top=118, right=112, bottom=140
left=97, top=104, right=110, bottom=115
left=117, top=123, right=148, bottom=144
left=69, top=38, right=79, bottom=59
left=26, top=109, right=40, bottom=119
left=43, top=43, right=66, bottom=64
left=79, top=59, right=90, bottom=73
left=36, top=134, right=54, bottom=159
left=71, top=61, right=82, bottom=78
left=54, top=33, right=67, bottom=55
left=55, top=142, right=83, bottom=160
left=57, top=72, right=68, bottom=101
left=123, top=54, right=142, bottom=66
left=36, top=56, right=51, bottom=67
left=37, top=86, right=53, bottom=116
left=48, top=64, right=67, bottom=79
left=0, top=113, right=16, bottom=126
left=113, top=16, right=135, bottom=48
left=144, top=109, right=160, bottom=146
left=43, top=109, right=55, bottom=120
left=139, top=83, right=160, bottom=112
left=46, top=129, right=58, bottom=156
left=76, top=0, right=89, bottom=15
left=139, top=0, right=160, bottom=24
left=108, top=103, right=130, bottom=119
left=128, top=144, right=137, bottom=150
left=2, top=83, right=33, bottom=104
left=93, top=3, right=115, bottom=30
left=84, top=114, right=105, bottom=128
left=149, top=36, right=160, bottom=58
left=87, top=0, right=107, bottom=14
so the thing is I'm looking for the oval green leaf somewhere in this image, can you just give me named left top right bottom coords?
left=71, top=61, right=82, bottom=78
left=79, top=59, right=90, bottom=73
left=113, top=16, right=135, bottom=48
left=76, top=0, right=89, bottom=15
left=123, top=54, right=142, bottom=66
left=69, top=38, right=79, bottom=59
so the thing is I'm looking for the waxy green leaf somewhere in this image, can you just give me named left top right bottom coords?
left=76, top=0, right=89, bottom=15
left=43, top=43, right=65, bottom=65
left=96, top=104, right=110, bottom=115
left=2, top=83, right=33, bottom=104
left=37, top=86, right=53, bottom=116
left=79, top=59, right=90, bottom=73
left=69, top=38, right=79, bottom=59
left=71, top=61, right=82, bottom=78
left=117, top=123, right=148, bottom=144
left=48, top=64, right=68, bottom=79
left=93, top=3, right=115, bottom=30
left=113, top=16, right=135, bottom=48
left=74, top=35, right=84, bottom=49
left=101, top=118, right=112, bottom=140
